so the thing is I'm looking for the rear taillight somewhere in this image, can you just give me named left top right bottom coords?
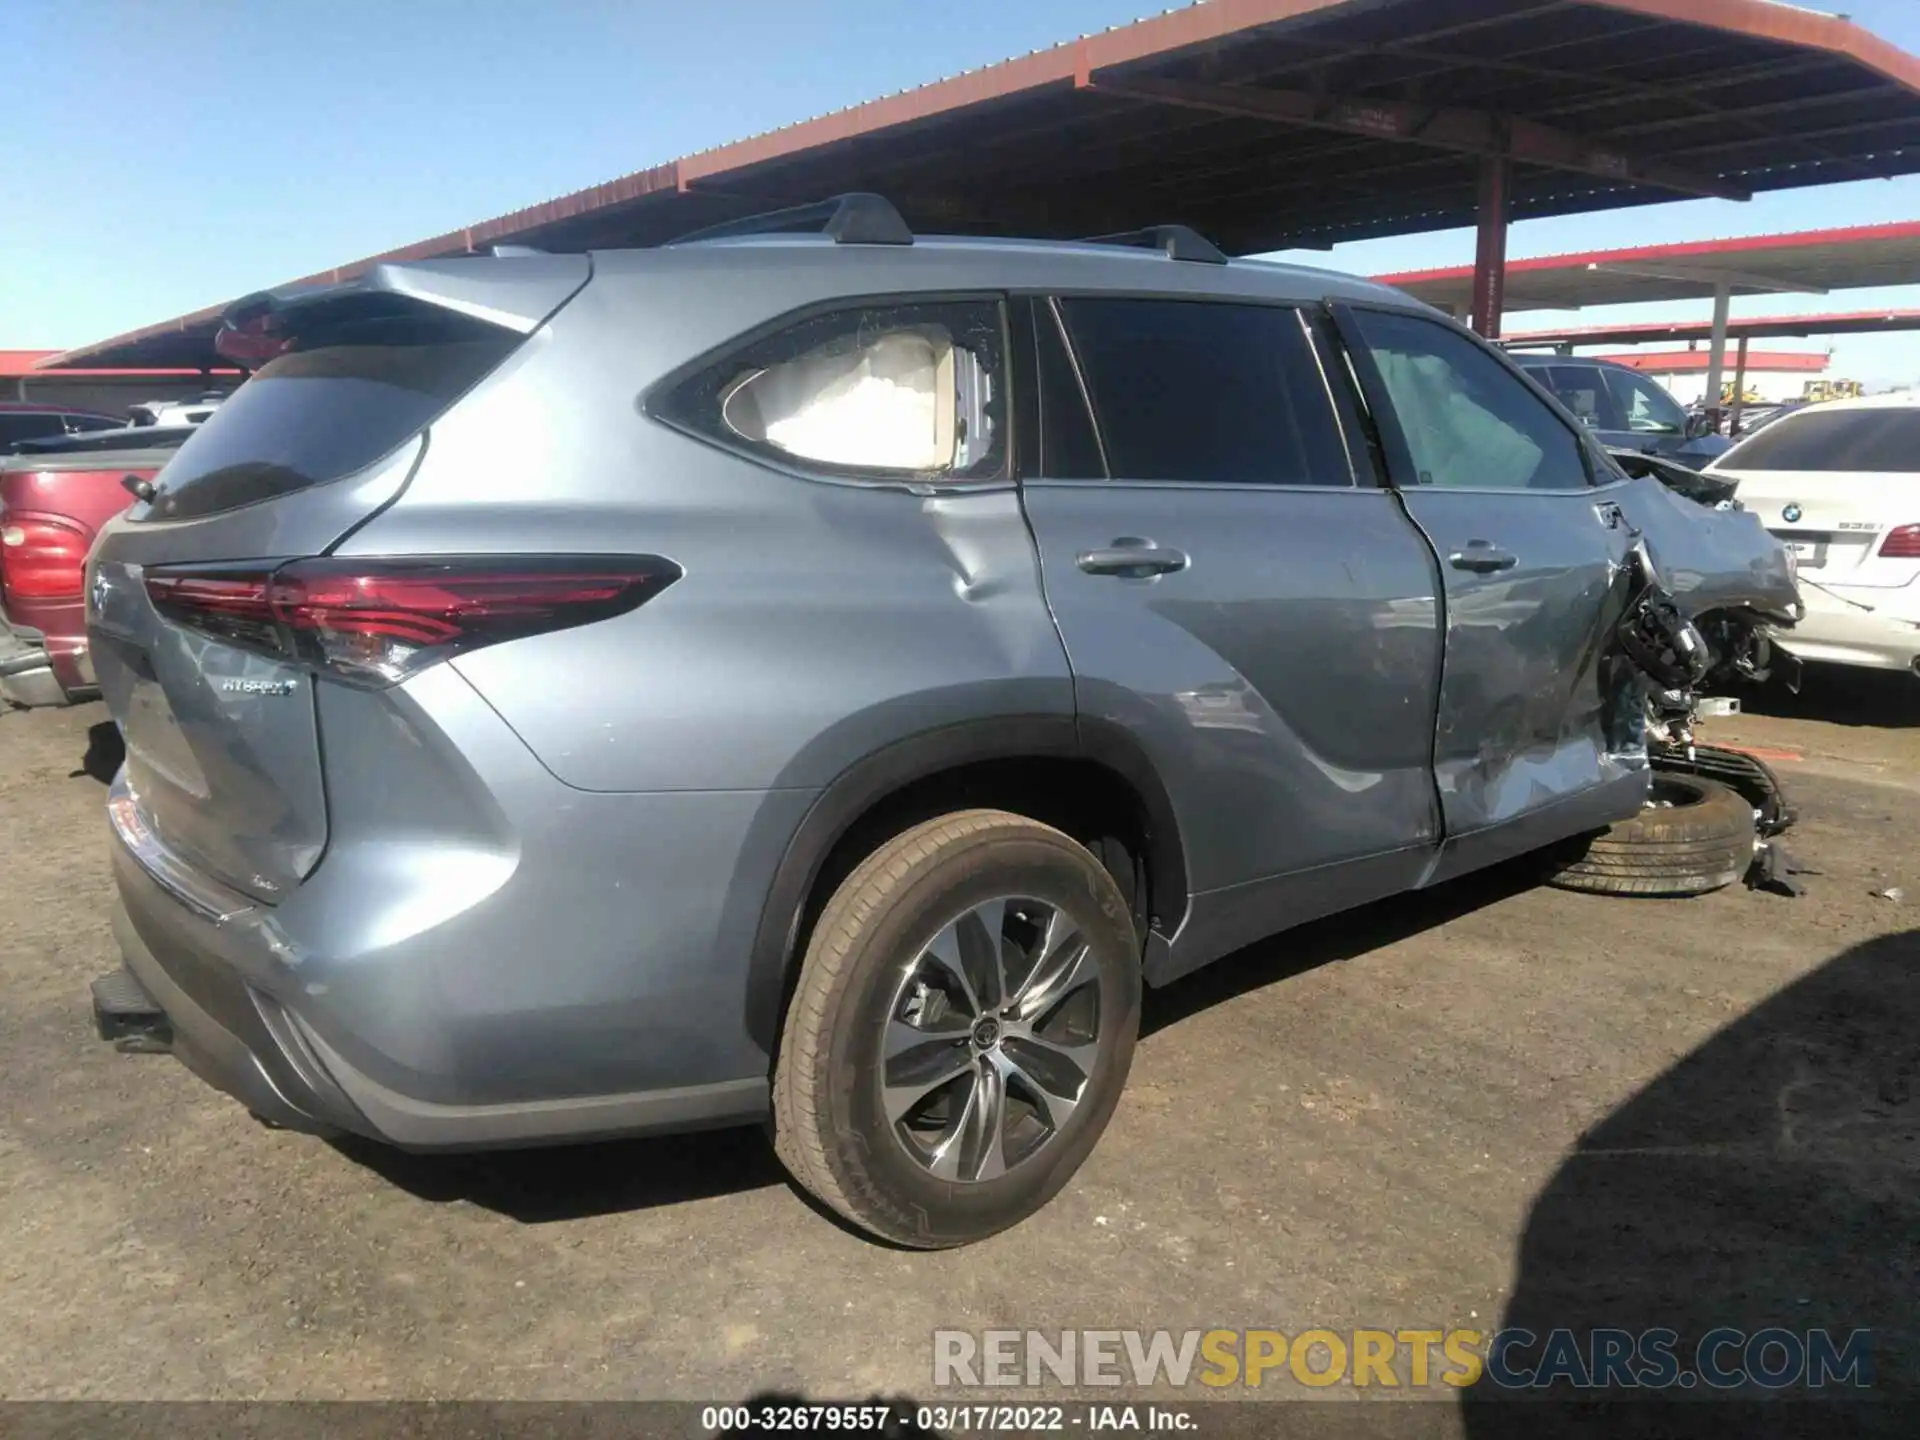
left=1880, top=524, right=1920, bottom=559
left=145, top=556, right=681, bottom=685
left=0, top=517, right=90, bottom=600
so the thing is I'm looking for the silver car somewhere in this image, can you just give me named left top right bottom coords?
left=85, top=198, right=1799, bottom=1247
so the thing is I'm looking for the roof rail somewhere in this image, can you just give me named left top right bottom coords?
left=489, top=244, right=547, bottom=258
left=669, top=193, right=914, bottom=248
left=1083, top=225, right=1228, bottom=265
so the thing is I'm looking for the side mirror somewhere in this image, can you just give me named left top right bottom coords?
left=1685, top=411, right=1717, bottom=439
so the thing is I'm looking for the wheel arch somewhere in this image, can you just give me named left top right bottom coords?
left=742, top=715, right=1188, bottom=1059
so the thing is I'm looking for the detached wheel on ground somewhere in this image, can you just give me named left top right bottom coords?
left=1544, top=774, right=1756, bottom=898
left=773, top=810, right=1141, bottom=1249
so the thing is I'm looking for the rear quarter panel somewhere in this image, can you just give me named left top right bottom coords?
left=341, top=261, right=1075, bottom=795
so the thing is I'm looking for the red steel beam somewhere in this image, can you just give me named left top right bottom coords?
left=1472, top=155, right=1511, bottom=338
left=1081, top=73, right=1751, bottom=201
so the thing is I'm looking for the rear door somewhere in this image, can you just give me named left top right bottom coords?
left=87, top=261, right=583, bottom=900
left=1334, top=305, right=1639, bottom=873
left=1713, top=406, right=1920, bottom=589
left=1017, top=295, right=1443, bottom=960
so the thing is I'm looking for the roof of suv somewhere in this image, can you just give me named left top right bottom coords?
left=591, top=232, right=1427, bottom=312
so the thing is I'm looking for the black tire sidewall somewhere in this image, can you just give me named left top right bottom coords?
left=819, top=831, right=1140, bottom=1247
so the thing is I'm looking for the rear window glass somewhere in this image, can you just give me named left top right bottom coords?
left=145, top=314, right=517, bottom=520
left=1720, top=408, right=1920, bottom=473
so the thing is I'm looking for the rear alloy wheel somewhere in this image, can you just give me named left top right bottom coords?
left=1544, top=773, right=1756, bottom=898
left=773, top=810, right=1140, bottom=1248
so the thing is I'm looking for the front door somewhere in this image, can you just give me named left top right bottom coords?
left=1334, top=305, right=1642, bottom=880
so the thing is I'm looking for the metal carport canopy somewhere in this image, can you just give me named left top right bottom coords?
left=41, top=0, right=1920, bottom=371
left=1377, top=221, right=1920, bottom=312
left=1502, top=306, right=1920, bottom=347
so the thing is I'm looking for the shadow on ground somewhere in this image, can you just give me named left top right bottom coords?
left=333, top=1123, right=789, bottom=1223
left=1741, top=666, right=1920, bottom=729
left=1142, top=855, right=1543, bottom=1038
left=71, top=720, right=124, bottom=784
left=1463, top=927, right=1920, bottom=1437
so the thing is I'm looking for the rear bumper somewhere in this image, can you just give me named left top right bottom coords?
left=106, top=760, right=784, bottom=1152
left=1766, top=584, right=1920, bottom=673
left=0, top=598, right=95, bottom=704
left=0, top=648, right=67, bottom=707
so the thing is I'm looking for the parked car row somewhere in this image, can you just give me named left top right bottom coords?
left=68, top=197, right=1803, bottom=1248
left=0, top=402, right=124, bottom=449
left=1514, top=357, right=1919, bottom=681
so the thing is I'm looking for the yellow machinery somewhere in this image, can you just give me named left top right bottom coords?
left=1801, top=379, right=1863, bottom=403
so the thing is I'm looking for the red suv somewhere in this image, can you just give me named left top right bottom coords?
left=1, top=430, right=186, bottom=706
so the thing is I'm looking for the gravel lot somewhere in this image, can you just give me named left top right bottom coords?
left=2, top=682, right=1915, bottom=1426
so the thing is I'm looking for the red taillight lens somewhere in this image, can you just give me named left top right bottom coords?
left=145, top=556, right=681, bottom=685
left=1880, top=524, right=1920, bottom=559
left=0, top=517, right=90, bottom=600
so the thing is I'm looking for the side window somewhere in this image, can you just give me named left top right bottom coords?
left=0, top=413, right=65, bottom=445
left=1603, top=368, right=1688, bottom=436
left=1545, top=366, right=1617, bottom=432
left=1053, top=298, right=1352, bottom=485
left=657, top=300, right=1006, bottom=480
left=1349, top=310, right=1591, bottom=491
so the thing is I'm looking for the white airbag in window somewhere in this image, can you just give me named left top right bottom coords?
left=726, top=328, right=958, bottom=471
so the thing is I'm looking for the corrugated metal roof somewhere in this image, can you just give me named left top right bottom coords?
left=45, top=0, right=1920, bottom=369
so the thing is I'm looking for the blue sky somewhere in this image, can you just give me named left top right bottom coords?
left=7, top=0, right=1920, bottom=382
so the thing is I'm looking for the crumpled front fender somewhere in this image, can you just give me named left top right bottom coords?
left=1615, top=473, right=1801, bottom=627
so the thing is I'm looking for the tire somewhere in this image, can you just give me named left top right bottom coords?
left=773, top=810, right=1141, bottom=1248
left=1543, top=774, right=1755, bottom=898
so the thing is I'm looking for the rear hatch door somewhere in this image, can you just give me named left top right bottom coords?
left=88, top=257, right=586, bottom=901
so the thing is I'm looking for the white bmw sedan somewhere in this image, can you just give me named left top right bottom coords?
left=1709, top=394, right=1920, bottom=676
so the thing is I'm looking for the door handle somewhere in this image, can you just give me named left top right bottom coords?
left=1077, top=541, right=1189, bottom=578
left=1448, top=541, right=1518, bottom=574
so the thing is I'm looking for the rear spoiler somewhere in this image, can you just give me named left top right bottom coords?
left=218, top=254, right=591, bottom=368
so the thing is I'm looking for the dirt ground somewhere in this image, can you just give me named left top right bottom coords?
left=1, top=676, right=1915, bottom=1426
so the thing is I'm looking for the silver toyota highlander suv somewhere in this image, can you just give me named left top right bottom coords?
left=85, top=196, right=1798, bottom=1247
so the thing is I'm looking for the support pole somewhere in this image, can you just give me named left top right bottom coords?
left=1704, top=281, right=1732, bottom=426
left=1471, top=154, right=1511, bottom=339
left=1728, top=336, right=1751, bottom=437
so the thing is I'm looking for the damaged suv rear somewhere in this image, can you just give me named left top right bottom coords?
left=86, top=200, right=1798, bottom=1247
